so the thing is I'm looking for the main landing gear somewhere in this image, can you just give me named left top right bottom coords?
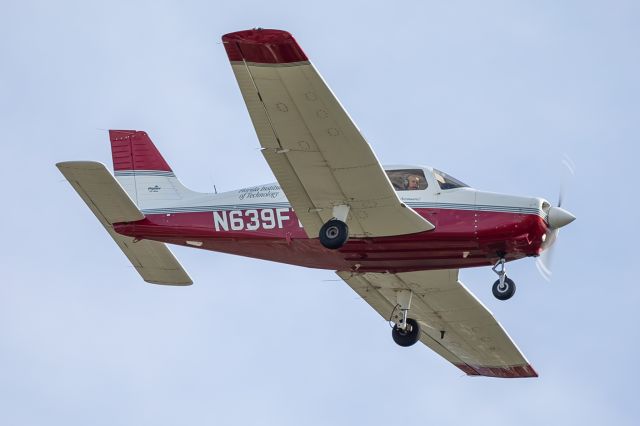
left=390, top=290, right=421, bottom=347
left=319, top=205, right=350, bottom=250
left=319, top=219, right=349, bottom=249
left=491, top=258, right=516, bottom=300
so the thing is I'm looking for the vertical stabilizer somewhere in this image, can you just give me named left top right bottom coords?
left=109, top=130, right=201, bottom=209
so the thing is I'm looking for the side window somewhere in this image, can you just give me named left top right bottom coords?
left=385, top=169, right=428, bottom=191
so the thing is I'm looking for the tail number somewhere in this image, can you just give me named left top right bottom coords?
left=213, top=208, right=291, bottom=232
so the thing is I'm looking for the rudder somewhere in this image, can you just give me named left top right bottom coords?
left=110, top=130, right=172, bottom=173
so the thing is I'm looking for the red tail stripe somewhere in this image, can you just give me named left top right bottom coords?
left=109, top=130, right=172, bottom=172
left=222, top=29, right=308, bottom=64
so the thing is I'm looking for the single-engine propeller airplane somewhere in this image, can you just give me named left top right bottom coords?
left=57, top=29, right=575, bottom=378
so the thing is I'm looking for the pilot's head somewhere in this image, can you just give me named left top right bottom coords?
left=407, top=174, right=422, bottom=190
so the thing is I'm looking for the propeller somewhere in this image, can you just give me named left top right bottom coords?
left=535, top=156, right=576, bottom=281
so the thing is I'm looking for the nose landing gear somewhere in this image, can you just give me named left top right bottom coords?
left=491, top=258, right=516, bottom=300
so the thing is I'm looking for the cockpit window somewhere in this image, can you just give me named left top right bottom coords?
left=433, top=169, right=468, bottom=190
left=385, top=169, right=428, bottom=191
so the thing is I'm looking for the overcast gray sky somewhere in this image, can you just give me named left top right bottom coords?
left=1, top=1, right=639, bottom=424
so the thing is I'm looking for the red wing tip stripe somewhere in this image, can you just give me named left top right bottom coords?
left=455, top=363, right=538, bottom=378
left=222, top=28, right=308, bottom=64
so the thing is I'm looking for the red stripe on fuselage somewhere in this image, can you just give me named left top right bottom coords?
left=113, top=208, right=547, bottom=272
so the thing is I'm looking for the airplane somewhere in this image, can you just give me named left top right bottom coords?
left=57, top=28, right=576, bottom=379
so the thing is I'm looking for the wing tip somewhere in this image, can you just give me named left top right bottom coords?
left=56, top=160, right=108, bottom=173
left=221, top=28, right=308, bottom=64
left=144, top=279, right=193, bottom=286
left=456, top=363, right=539, bottom=378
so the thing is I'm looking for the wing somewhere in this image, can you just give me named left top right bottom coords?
left=337, top=269, right=537, bottom=378
left=222, top=29, right=434, bottom=238
left=57, top=161, right=192, bottom=286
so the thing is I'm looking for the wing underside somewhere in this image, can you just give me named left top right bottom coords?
left=337, top=269, right=537, bottom=378
left=223, top=29, right=434, bottom=238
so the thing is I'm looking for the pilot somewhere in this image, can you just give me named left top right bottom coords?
left=406, top=174, right=423, bottom=190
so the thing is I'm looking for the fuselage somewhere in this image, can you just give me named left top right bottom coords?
left=114, top=165, right=550, bottom=273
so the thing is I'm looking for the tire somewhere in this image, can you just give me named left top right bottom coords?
left=392, top=318, right=421, bottom=347
left=319, top=219, right=349, bottom=250
left=492, top=277, right=516, bottom=300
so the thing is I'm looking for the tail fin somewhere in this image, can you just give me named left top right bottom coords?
left=109, top=130, right=201, bottom=209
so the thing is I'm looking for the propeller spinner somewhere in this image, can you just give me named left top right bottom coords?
left=535, top=157, right=576, bottom=281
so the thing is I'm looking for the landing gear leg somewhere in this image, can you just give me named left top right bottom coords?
left=491, top=257, right=516, bottom=300
left=391, top=290, right=421, bottom=347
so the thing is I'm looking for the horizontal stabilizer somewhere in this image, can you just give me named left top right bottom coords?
left=57, top=161, right=192, bottom=286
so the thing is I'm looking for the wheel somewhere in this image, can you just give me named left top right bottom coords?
left=319, top=219, right=349, bottom=250
left=492, top=277, right=516, bottom=300
left=392, top=318, right=421, bottom=347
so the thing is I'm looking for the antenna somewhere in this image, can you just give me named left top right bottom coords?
left=209, top=172, right=218, bottom=194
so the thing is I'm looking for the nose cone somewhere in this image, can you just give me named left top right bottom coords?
left=548, top=206, right=576, bottom=229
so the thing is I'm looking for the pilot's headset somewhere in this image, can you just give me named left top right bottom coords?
left=402, top=174, right=409, bottom=189
left=403, top=173, right=423, bottom=190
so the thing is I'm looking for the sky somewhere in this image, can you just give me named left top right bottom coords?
left=1, top=0, right=639, bottom=424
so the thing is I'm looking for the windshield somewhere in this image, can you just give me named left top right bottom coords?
left=433, top=169, right=468, bottom=190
